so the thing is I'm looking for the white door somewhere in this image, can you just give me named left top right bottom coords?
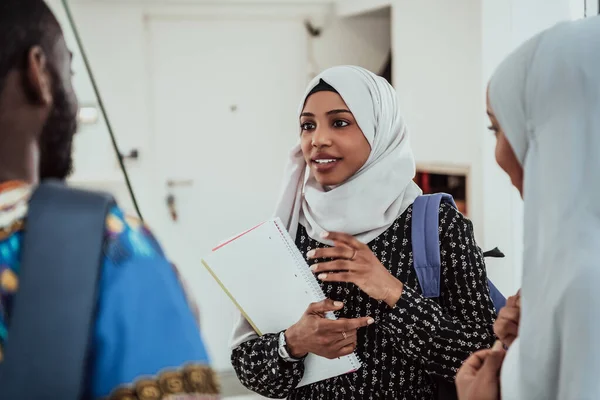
left=146, top=15, right=307, bottom=373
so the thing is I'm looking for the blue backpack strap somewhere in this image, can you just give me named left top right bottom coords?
left=412, top=193, right=507, bottom=313
left=0, top=180, right=115, bottom=400
left=411, top=193, right=456, bottom=298
left=487, top=279, right=507, bottom=313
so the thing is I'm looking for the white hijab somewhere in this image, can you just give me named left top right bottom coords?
left=230, top=65, right=421, bottom=349
left=489, top=16, right=600, bottom=399
left=275, top=65, right=421, bottom=244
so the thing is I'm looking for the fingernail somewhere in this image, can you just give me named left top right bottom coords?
left=318, top=273, right=327, bottom=280
left=334, top=301, right=343, bottom=307
left=367, top=318, right=375, bottom=325
left=492, top=340, right=503, bottom=352
left=307, top=250, right=316, bottom=258
left=320, top=231, right=329, bottom=238
left=310, top=264, right=317, bottom=272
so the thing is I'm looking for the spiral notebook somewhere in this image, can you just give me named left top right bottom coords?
left=201, top=218, right=362, bottom=387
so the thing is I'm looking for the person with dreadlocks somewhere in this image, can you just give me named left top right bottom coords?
left=0, top=1, right=217, bottom=398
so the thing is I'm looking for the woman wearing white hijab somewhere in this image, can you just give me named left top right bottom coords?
left=456, top=16, right=600, bottom=400
left=231, top=66, right=497, bottom=399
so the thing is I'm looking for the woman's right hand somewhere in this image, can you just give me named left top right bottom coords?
left=494, top=290, right=521, bottom=348
left=285, top=299, right=374, bottom=360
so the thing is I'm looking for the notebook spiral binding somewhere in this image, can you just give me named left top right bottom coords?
left=272, top=218, right=363, bottom=371
left=273, top=219, right=325, bottom=302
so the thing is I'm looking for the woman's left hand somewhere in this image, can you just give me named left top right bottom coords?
left=456, top=341, right=505, bottom=400
left=307, top=231, right=403, bottom=307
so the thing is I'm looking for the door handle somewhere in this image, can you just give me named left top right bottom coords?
left=166, top=179, right=194, bottom=188
left=166, top=193, right=178, bottom=221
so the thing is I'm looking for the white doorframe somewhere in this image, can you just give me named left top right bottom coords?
left=585, top=0, right=599, bottom=16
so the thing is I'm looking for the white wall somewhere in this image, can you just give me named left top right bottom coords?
left=335, top=0, right=391, bottom=17
left=390, top=0, right=581, bottom=295
left=312, top=14, right=391, bottom=76
left=391, top=0, right=484, bottom=240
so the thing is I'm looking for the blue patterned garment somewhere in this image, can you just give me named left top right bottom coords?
left=0, top=182, right=218, bottom=399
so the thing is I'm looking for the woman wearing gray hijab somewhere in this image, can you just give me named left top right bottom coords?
left=456, top=15, right=600, bottom=400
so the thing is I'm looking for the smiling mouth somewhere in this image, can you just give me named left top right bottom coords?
left=313, top=159, right=339, bottom=164
left=311, top=158, right=342, bottom=172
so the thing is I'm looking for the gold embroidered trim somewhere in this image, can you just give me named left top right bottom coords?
left=107, top=365, right=220, bottom=400
left=0, top=219, right=24, bottom=241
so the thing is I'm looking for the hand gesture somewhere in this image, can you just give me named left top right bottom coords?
left=285, top=299, right=374, bottom=359
left=308, top=232, right=404, bottom=307
left=494, top=290, right=520, bottom=348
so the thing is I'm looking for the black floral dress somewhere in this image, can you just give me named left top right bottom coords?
left=232, top=204, right=497, bottom=399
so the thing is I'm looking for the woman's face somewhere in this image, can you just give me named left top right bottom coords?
left=300, top=91, right=371, bottom=186
left=486, top=91, right=524, bottom=197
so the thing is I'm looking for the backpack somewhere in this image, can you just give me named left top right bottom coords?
left=411, top=193, right=506, bottom=313
left=411, top=193, right=506, bottom=400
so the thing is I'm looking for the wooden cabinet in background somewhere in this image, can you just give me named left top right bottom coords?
left=413, top=163, right=470, bottom=216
